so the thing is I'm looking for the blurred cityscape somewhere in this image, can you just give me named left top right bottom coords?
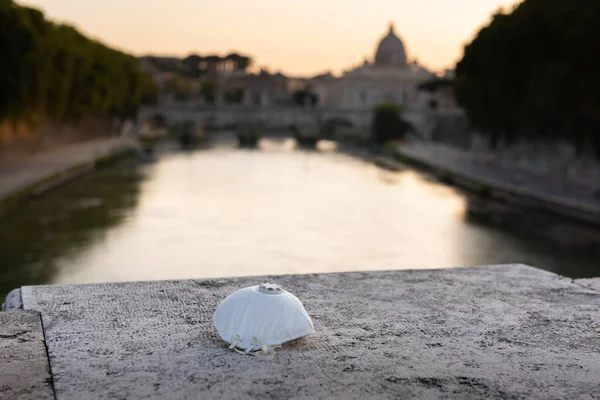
left=1, top=0, right=599, bottom=297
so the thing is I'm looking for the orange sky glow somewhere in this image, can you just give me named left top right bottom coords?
left=20, top=0, right=522, bottom=77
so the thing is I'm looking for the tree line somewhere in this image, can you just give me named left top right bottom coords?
left=454, top=0, right=600, bottom=156
left=0, top=0, right=157, bottom=124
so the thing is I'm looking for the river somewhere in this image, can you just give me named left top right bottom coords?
left=2, top=139, right=599, bottom=298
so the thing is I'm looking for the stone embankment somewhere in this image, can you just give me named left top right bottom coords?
left=393, top=142, right=600, bottom=225
left=0, top=137, right=138, bottom=213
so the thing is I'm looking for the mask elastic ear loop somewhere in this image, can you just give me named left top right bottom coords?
left=228, top=334, right=241, bottom=350
left=233, top=346, right=257, bottom=355
left=229, top=336, right=281, bottom=360
left=229, top=334, right=258, bottom=355
left=252, top=344, right=281, bottom=361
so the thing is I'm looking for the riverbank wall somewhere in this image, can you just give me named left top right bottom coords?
left=389, top=143, right=600, bottom=227
left=0, top=137, right=139, bottom=215
left=1, top=264, right=599, bottom=398
left=0, top=117, right=118, bottom=163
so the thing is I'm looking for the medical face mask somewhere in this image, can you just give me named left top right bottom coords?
left=213, top=283, right=314, bottom=360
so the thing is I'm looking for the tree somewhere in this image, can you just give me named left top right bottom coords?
left=225, top=53, right=252, bottom=71
left=0, top=0, right=157, bottom=124
left=372, top=104, right=411, bottom=144
left=236, top=56, right=252, bottom=71
left=182, top=54, right=204, bottom=78
left=454, top=0, right=600, bottom=156
left=164, top=74, right=193, bottom=101
left=200, top=79, right=217, bottom=104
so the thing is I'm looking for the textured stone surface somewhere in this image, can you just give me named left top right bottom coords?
left=2, top=288, right=23, bottom=311
left=576, top=278, right=600, bottom=293
left=0, top=311, right=54, bottom=400
left=20, top=264, right=600, bottom=399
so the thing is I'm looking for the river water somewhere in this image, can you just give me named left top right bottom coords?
left=2, top=139, right=599, bottom=298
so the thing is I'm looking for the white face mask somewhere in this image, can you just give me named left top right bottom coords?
left=213, top=283, right=314, bottom=360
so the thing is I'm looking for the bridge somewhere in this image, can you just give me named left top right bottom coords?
left=138, top=104, right=446, bottom=140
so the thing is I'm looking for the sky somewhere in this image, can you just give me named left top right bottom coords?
left=20, top=0, right=521, bottom=77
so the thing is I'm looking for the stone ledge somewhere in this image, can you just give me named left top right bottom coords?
left=2, top=288, right=23, bottom=311
left=575, top=278, right=600, bottom=293
left=0, top=311, right=54, bottom=400
left=13, top=264, right=600, bottom=399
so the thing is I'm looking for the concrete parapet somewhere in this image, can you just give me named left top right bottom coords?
left=0, top=311, right=54, bottom=400
left=5, top=264, right=599, bottom=399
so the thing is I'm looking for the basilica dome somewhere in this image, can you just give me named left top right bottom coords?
left=374, top=23, right=408, bottom=68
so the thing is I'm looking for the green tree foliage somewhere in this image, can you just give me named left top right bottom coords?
left=164, top=74, right=193, bottom=101
left=200, top=79, right=217, bottom=104
left=0, top=0, right=157, bottom=123
left=235, top=56, right=252, bottom=71
left=182, top=54, right=204, bottom=78
left=455, top=0, right=600, bottom=155
left=372, top=104, right=411, bottom=144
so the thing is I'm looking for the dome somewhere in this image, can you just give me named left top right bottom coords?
left=374, top=23, right=408, bottom=68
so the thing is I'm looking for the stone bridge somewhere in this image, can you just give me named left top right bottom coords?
left=138, top=105, right=440, bottom=139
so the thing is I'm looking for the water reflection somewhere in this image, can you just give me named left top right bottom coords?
left=1, top=143, right=599, bottom=299
left=464, top=197, right=600, bottom=277
left=0, top=161, right=143, bottom=297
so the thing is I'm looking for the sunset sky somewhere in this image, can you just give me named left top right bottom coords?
left=20, top=0, right=521, bottom=77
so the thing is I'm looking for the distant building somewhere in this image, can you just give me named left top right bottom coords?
left=139, top=25, right=469, bottom=141
left=311, top=23, right=436, bottom=110
left=138, top=57, right=176, bottom=89
left=196, top=53, right=252, bottom=77
left=218, top=71, right=291, bottom=106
